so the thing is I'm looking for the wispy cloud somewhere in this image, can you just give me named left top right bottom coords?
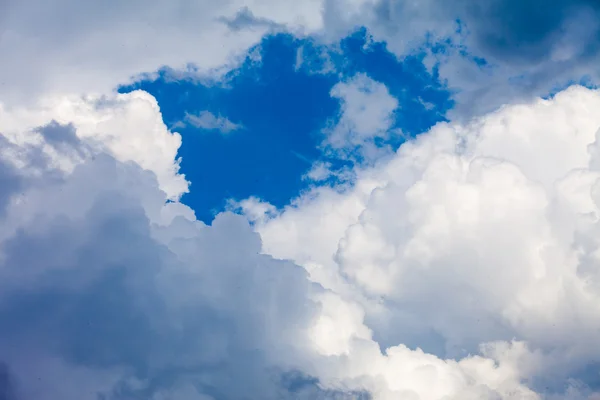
left=174, top=111, right=243, bottom=134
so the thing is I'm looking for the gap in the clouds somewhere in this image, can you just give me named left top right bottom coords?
left=119, top=29, right=453, bottom=223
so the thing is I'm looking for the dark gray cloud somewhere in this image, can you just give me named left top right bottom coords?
left=369, top=0, right=600, bottom=65
left=355, top=0, right=600, bottom=116
left=456, top=0, right=600, bottom=65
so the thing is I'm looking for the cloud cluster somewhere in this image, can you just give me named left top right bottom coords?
left=0, top=94, right=328, bottom=399
left=4, top=1, right=600, bottom=399
left=1, top=83, right=584, bottom=400
left=0, top=0, right=332, bottom=105
left=245, top=85, right=600, bottom=399
left=4, top=0, right=599, bottom=114
left=355, top=0, right=600, bottom=115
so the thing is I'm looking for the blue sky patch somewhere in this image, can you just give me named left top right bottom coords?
left=120, top=29, right=453, bottom=223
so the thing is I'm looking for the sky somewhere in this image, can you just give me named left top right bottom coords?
left=119, top=30, right=452, bottom=222
left=2, top=1, right=600, bottom=400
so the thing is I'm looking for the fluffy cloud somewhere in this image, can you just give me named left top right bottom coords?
left=5, top=2, right=600, bottom=397
left=0, top=95, right=324, bottom=399
left=0, top=88, right=549, bottom=400
left=246, top=85, right=600, bottom=398
left=323, top=74, right=399, bottom=159
left=0, top=90, right=187, bottom=200
left=0, top=0, right=600, bottom=400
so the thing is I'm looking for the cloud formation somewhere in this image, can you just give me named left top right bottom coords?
left=4, top=0, right=599, bottom=113
left=245, top=85, right=600, bottom=399
left=0, top=90, right=187, bottom=200
left=357, top=0, right=600, bottom=115
left=0, top=86, right=577, bottom=400
left=0, top=0, right=327, bottom=104
left=4, top=1, right=600, bottom=399
left=0, top=96, right=325, bottom=400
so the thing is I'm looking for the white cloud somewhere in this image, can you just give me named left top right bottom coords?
left=0, top=87, right=550, bottom=400
left=0, top=99, right=323, bottom=399
left=177, top=111, right=243, bottom=134
left=324, top=74, right=399, bottom=159
left=0, top=90, right=188, bottom=200
left=0, top=0, right=329, bottom=105
left=247, top=85, right=600, bottom=398
left=303, top=161, right=334, bottom=181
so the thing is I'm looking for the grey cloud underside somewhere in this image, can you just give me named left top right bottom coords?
left=358, top=0, right=600, bottom=116
left=0, top=121, right=85, bottom=215
left=457, top=0, right=600, bottom=65
left=371, top=0, right=600, bottom=65
left=0, top=124, right=366, bottom=400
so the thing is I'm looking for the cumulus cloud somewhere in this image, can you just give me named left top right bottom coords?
left=246, top=85, right=600, bottom=398
left=0, top=87, right=554, bottom=400
left=0, top=90, right=187, bottom=200
left=5, top=1, right=600, bottom=398
left=0, top=95, right=330, bottom=400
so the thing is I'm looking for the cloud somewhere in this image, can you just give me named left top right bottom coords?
left=176, top=111, right=243, bottom=134
left=303, top=161, right=334, bottom=182
left=0, top=88, right=550, bottom=400
left=219, top=7, right=282, bottom=32
left=348, top=0, right=600, bottom=116
left=0, top=0, right=327, bottom=105
left=0, top=99, right=332, bottom=400
left=7, top=0, right=600, bottom=398
left=449, top=0, right=600, bottom=66
left=0, top=90, right=187, bottom=200
left=323, top=74, right=398, bottom=160
left=4, top=0, right=598, bottom=120
left=246, top=85, right=600, bottom=398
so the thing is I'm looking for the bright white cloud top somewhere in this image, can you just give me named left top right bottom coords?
left=3, top=1, right=600, bottom=399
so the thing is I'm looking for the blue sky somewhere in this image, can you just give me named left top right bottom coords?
left=120, top=29, right=453, bottom=222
